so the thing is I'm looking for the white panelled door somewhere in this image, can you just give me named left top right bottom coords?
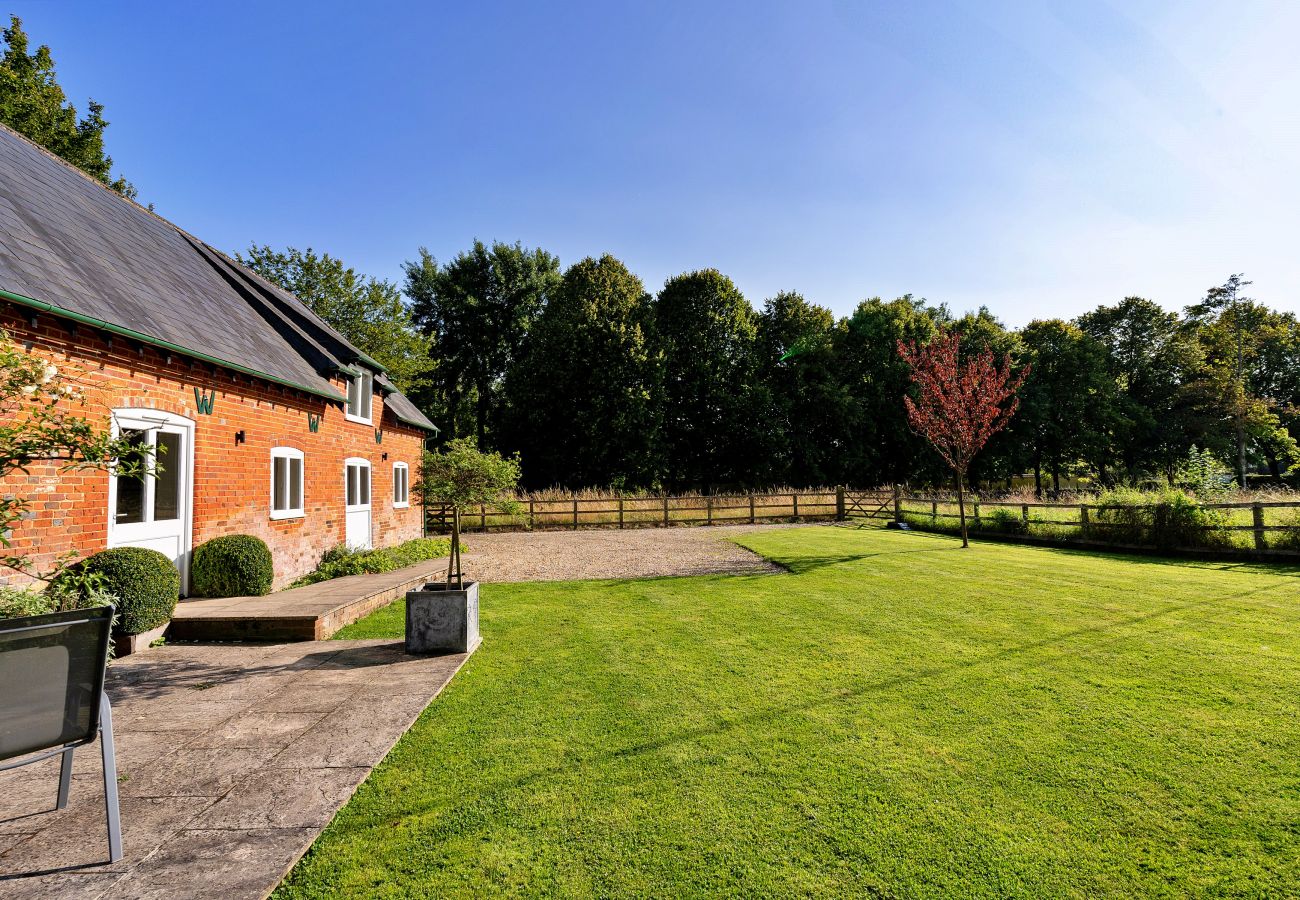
left=344, top=457, right=372, bottom=550
left=107, top=409, right=195, bottom=591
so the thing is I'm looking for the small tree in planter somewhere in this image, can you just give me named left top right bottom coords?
left=407, top=439, right=520, bottom=654
left=417, top=437, right=522, bottom=588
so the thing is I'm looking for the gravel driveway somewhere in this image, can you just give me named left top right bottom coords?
left=453, top=524, right=811, bottom=582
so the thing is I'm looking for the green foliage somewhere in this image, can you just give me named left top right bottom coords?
left=417, top=438, right=522, bottom=513
left=238, top=245, right=434, bottom=394
left=503, top=254, right=661, bottom=487
left=1271, top=510, right=1300, bottom=551
left=405, top=241, right=561, bottom=443
left=191, top=534, right=274, bottom=598
left=291, top=538, right=452, bottom=587
left=984, top=507, right=1030, bottom=535
left=73, top=547, right=179, bottom=635
left=1089, top=486, right=1232, bottom=550
left=0, top=16, right=135, bottom=198
left=1175, top=446, right=1237, bottom=501
left=294, top=527, right=1300, bottom=897
left=654, top=269, right=761, bottom=487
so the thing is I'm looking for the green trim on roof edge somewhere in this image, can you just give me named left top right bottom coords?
left=1, top=288, right=345, bottom=402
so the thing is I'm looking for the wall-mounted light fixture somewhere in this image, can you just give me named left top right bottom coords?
left=234, top=430, right=246, bottom=445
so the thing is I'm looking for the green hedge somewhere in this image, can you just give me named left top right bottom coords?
left=80, top=547, right=179, bottom=635
left=291, top=537, right=452, bottom=587
left=192, top=534, right=274, bottom=597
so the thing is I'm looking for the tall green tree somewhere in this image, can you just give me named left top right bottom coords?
left=653, top=269, right=761, bottom=488
left=405, top=241, right=560, bottom=445
left=503, top=255, right=661, bottom=488
left=0, top=15, right=135, bottom=199
left=754, top=291, right=848, bottom=485
left=1076, top=297, right=1206, bottom=483
left=833, top=296, right=941, bottom=485
left=1013, top=320, right=1117, bottom=494
left=238, top=245, right=433, bottom=396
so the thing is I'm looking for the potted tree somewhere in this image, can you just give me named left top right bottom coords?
left=407, top=438, right=520, bottom=654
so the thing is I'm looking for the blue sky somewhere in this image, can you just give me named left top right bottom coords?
left=17, top=0, right=1300, bottom=325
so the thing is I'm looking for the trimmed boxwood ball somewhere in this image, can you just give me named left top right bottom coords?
left=191, top=534, right=274, bottom=598
left=81, top=547, right=180, bottom=635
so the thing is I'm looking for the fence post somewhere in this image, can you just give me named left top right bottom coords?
left=836, top=486, right=845, bottom=520
left=663, top=496, right=669, bottom=527
left=618, top=497, right=624, bottom=529
left=1021, top=503, right=1030, bottom=524
left=1253, top=503, right=1267, bottom=552
left=793, top=493, right=799, bottom=520
left=750, top=494, right=756, bottom=524
left=973, top=499, right=981, bottom=528
left=480, top=503, right=487, bottom=531
left=893, top=483, right=902, bottom=524
left=573, top=498, right=579, bottom=530
left=707, top=496, right=713, bottom=526
left=1079, top=504, right=1089, bottom=529
left=931, top=499, right=938, bottom=523
left=528, top=498, right=535, bottom=529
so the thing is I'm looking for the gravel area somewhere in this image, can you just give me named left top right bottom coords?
left=454, top=524, right=813, bottom=582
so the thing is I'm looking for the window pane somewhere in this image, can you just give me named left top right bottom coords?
left=153, top=432, right=181, bottom=521
left=273, top=457, right=287, bottom=511
left=347, top=376, right=359, bottom=416
left=114, top=429, right=147, bottom=524
left=346, top=465, right=357, bottom=507
left=394, top=466, right=403, bottom=503
left=359, top=465, right=370, bottom=505
left=361, top=374, right=372, bottom=420
left=290, top=457, right=303, bottom=510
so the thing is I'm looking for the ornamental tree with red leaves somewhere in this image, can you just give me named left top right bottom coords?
left=897, top=332, right=1028, bottom=547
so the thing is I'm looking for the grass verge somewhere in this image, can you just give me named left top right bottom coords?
left=286, top=526, right=1300, bottom=898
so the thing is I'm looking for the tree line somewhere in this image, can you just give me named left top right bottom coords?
left=240, top=243, right=1300, bottom=494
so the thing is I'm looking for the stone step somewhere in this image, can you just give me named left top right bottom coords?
left=168, top=561, right=443, bottom=642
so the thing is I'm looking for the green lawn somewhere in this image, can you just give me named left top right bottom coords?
left=277, top=526, right=1300, bottom=898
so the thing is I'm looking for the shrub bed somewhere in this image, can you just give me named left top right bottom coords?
left=192, top=534, right=274, bottom=597
left=291, top=537, right=452, bottom=588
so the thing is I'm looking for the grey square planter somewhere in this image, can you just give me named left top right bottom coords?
left=405, top=581, right=480, bottom=655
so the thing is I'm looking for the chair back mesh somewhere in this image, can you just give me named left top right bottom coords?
left=0, top=605, right=113, bottom=761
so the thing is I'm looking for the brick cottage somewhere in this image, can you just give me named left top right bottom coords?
left=0, top=123, right=437, bottom=591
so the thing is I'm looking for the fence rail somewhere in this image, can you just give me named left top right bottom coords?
left=428, top=490, right=842, bottom=534
left=839, top=487, right=1300, bottom=556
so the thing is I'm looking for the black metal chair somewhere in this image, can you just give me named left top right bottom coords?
left=0, top=605, right=121, bottom=862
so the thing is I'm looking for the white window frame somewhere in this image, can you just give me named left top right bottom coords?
left=270, top=447, right=306, bottom=520
left=393, top=461, right=410, bottom=508
left=344, top=369, right=374, bottom=424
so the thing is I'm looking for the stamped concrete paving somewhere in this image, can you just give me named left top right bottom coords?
left=0, top=640, right=470, bottom=899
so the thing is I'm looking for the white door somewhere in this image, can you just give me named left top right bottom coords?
left=108, top=409, right=195, bottom=591
left=344, top=458, right=372, bottom=550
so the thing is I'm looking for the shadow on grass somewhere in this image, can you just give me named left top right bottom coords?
left=392, top=580, right=1281, bottom=824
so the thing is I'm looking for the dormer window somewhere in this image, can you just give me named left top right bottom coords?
left=345, top=369, right=373, bottom=424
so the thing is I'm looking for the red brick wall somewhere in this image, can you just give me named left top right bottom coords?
left=1, top=306, right=429, bottom=591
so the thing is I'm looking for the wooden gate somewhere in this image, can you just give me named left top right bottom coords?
left=841, top=489, right=895, bottom=527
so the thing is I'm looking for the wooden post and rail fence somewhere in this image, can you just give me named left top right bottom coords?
left=427, top=486, right=1300, bottom=557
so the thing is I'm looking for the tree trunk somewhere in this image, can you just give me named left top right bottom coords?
left=957, top=472, right=969, bottom=548
left=1266, top=452, right=1282, bottom=483
left=1052, top=465, right=1061, bottom=496
left=1237, top=424, right=1247, bottom=489
left=476, top=383, right=488, bottom=448
left=446, top=508, right=463, bottom=588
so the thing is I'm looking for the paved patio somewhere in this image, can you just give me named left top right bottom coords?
left=169, top=560, right=443, bottom=642
left=0, top=640, right=471, bottom=899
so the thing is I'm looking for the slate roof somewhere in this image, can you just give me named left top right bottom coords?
left=0, top=122, right=436, bottom=432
